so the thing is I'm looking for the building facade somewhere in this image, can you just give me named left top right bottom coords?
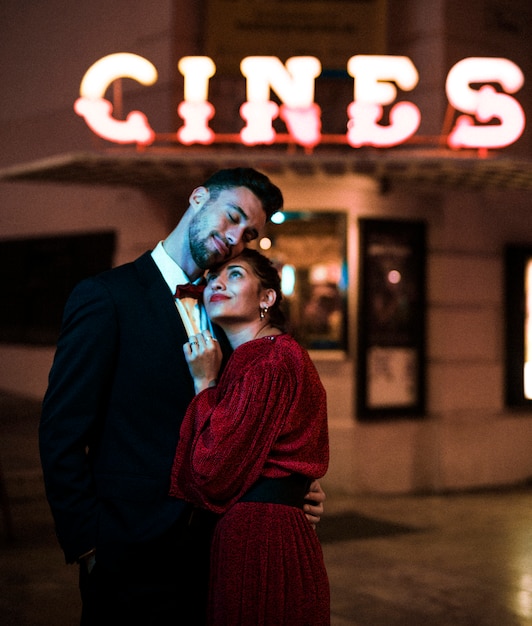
left=1, top=0, right=532, bottom=494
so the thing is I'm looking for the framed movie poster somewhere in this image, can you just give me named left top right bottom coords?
left=357, top=219, right=426, bottom=420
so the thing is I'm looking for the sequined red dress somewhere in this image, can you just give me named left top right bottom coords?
left=169, top=334, right=330, bottom=625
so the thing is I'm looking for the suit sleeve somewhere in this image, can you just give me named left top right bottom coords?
left=39, top=277, right=118, bottom=563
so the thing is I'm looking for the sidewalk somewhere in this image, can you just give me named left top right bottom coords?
left=1, top=390, right=532, bottom=625
left=322, top=488, right=532, bottom=625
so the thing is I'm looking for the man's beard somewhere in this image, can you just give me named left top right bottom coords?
left=188, top=211, right=220, bottom=269
left=189, top=234, right=213, bottom=270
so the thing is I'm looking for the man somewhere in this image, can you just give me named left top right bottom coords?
left=39, top=168, right=326, bottom=626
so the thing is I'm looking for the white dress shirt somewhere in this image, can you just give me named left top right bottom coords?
left=151, top=241, right=212, bottom=337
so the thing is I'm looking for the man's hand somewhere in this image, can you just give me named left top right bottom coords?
left=304, top=479, right=326, bottom=527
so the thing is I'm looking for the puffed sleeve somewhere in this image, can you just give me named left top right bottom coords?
left=169, top=356, right=296, bottom=513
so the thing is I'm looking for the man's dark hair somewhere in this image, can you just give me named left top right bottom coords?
left=202, top=167, right=283, bottom=221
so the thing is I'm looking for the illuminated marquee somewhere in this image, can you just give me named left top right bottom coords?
left=74, top=53, right=526, bottom=150
left=75, top=53, right=158, bottom=145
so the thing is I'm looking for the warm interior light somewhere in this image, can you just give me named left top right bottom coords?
left=75, top=53, right=157, bottom=145
left=446, top=57, right=525, bottom=149
left=388, top=269, right=402, bottom=284
left=525, top=260, right=532, bottom=399
left=346, top=55, right=420, bottom=147
left=309, top=263, right=342, bottom=285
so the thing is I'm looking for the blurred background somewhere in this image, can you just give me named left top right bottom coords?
left=1, top=1, right=532, bottom=623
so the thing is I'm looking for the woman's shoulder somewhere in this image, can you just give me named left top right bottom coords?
left=229, top=334, right=308, bottom=370
left=265, top=334, right=316, bottom=372
left=274, top=333, right=309, bottom=356
left=273, top=335, right=323, bottom=381
left=247, top=332, right=299, bottom=353
left=229, top=333, right=291, bottom=364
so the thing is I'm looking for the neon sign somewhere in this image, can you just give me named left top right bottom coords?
left=74, top=53, right=526, bottom=150
left=347, top=55, right=421, bottom=147
left=75, top=53, right=158, bottom=145
left=445, top=57, right=525, bottom=149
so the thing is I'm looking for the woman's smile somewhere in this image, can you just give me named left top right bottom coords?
left=209, top=293, right=230, bottom=303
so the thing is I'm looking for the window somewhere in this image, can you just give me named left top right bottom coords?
left=255, top=211, right=347, bottom=352
left=0, top=232, right=116, bottom=345
left=505, top=244, right=532, bottom=407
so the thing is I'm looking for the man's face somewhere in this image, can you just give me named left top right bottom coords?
left=188, top=186, right=266, bottom=270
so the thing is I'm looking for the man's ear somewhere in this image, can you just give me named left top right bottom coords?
left=189, top=186, right=209, bottom=210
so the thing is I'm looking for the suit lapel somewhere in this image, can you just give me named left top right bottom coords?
left=134, top=251, right=189, bottom=349
left=133, top=251, right=233, bottom=366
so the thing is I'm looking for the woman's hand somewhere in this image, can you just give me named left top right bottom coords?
left=183, top=331, right=223, bottom=393
left=304, top=479, right=326, bottom=527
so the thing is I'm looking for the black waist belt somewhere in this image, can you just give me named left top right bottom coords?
left=239, top=474, right=311, bottom=509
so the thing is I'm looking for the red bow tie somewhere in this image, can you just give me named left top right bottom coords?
left=174, top=283, right=205, bottom=300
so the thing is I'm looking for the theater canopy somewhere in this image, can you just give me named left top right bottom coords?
left=1, top=149, right=532, bottom=192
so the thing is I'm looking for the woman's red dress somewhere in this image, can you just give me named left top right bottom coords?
left=169, top=334, right=330, bottom=625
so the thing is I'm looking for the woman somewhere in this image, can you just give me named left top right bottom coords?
left=169, top=248, right=330, bottom=625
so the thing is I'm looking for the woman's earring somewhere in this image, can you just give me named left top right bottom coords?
left=260, top=306, right=268, bottom=320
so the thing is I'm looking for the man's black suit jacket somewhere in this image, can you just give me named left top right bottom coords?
left=40, top=251, right=208, bottom=565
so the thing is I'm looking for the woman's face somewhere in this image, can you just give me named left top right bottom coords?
left=204, top=258, right=268, bottom=326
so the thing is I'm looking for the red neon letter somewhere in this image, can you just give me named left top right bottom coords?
left=346, top=55, right=421, bottom=148
left=240, top=56, right=322, bottom=147
left=177, top=57, right=216, bottom=145
left=74, top=53, right=157, bottom=145
left=446, top=57, right=525, bottom=149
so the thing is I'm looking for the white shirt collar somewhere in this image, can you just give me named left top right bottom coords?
left=151, top=241, right=213, bottom=336
left=151, top=241, right=190, bottom=292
